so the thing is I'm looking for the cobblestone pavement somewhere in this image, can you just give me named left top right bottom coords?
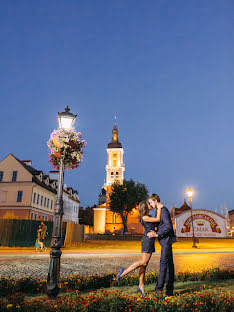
left=0, top=252, right=234, bottom=279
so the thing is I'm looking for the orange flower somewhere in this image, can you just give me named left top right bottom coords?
left=54, top=152, right=61, bottom=158
left=53, top=137, right=62, bottom=148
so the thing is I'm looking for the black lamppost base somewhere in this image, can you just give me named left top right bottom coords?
left=46, top=247, right=62, bottom=299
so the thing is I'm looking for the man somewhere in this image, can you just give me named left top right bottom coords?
left=147, top=194, right=176, bottom=296
left=41, top=221, right=48, bottom=251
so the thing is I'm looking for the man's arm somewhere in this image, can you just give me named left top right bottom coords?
left=156, top=208, right=173, bottom=238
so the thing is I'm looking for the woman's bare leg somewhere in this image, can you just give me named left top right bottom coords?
left=120, top=253, right=152, bottom=278
left=139, top=254, right=152, bottom=294
left=39, top=241, right=43, bottom=251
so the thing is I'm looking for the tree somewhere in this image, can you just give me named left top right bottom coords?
left=109, top=179, right=148, bottom=234
left=79, top=205, right=95, bottom=226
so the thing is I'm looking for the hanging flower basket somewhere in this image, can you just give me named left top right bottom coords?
left=47, top=128, right=87, bottom=170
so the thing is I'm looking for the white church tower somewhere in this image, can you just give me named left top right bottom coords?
left=105, top=124, right=125, bottom=186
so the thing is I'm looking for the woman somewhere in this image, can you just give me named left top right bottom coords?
left=117, top=201, right=161, bottom=295
left=34, top=225, right=43, bottom=252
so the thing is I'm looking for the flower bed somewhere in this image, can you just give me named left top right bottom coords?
left=0, top=289, right=233, bottom=312
left=0, top=268, right=233, bottom=297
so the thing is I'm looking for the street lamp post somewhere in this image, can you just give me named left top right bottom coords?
left=46, top=106, right=77, bottom=299
left=186, top=188, right=197, bottom=248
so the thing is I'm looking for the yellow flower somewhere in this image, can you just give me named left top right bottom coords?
left=7, top=304, right=13, bottom=309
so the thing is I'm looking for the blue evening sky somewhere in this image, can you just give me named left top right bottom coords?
left=0, top=1, right=233, bottom=213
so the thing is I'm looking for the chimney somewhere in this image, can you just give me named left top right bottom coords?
left=49, top=170, right=59, bottom=181
left=22, top=160, right=32, bottom=166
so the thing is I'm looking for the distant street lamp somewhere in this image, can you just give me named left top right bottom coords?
left=186, top=188, right=197, bottom=248
left=46, top=106, right=77, bottom=299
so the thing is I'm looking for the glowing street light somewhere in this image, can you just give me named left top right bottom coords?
left=57, top=106, right=77, bottom=130
left=186, top=188, right=197, bottom=248
left=46, top=106, right=77, bottom=299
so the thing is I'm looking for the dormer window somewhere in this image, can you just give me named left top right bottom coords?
left=52, top=181, right=56, bottom=189
left=40, top=173, right=43, bottom=182
left=12, top=171, right=18, bottom=182
left=46, top=177, right=49, bottom=185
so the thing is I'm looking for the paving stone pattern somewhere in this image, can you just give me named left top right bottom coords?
left=0, top=253, right=234, bottom=279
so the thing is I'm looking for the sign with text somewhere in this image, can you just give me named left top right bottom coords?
left=175, top=210, right=227, bottom=237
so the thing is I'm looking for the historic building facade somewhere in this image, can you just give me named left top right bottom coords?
left=93, top=125, right=142, bottom=234
left=0, top=154, right=80, bottom=222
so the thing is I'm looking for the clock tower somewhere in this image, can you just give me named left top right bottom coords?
left=105, top=124, right=125, bottom=187
left=94, top=124, right=125, bottom=234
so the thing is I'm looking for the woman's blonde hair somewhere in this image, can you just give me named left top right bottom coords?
left=138, top=201, right=149, bottom=221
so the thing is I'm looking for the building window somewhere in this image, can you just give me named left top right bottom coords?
left=44, top=197, right=47, bottom=207
left=0, top=171, right=3, bottom=182
left=37, top=194, right=40, bottom=205
left=31, top=213, right=34, bottom=219
left=33, top=193, right=36, bottom=204
left=42, top=216, right=44, bottom=220
left=41, top=196, right=43, bottom=206
left=0, top=191, right=7, bottom=203
left=45, top=216, right=48, bottom=221
left=47, top=198, right=50, bottom=208
left=51, top=200, right=54, bottom=210
left=16, top=191, right=23, bottom=202
left=12, top=171, right=18, bottom=182
left=35, top=214, right=37, bottom=220
left=111, top=172, right=114, bottom=178
left=116, top=172, right=119, bottom=178
left=112, top=213, right=115, bottom=223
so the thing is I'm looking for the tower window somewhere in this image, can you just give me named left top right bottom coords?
left=111, top=172, right=114, bottom=178
left=112, top=153, right=117, bottom=167
left=116, top=172, right=119, bottom=178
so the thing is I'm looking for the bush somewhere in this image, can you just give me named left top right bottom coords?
left=0, top=268, right=233, bottom=296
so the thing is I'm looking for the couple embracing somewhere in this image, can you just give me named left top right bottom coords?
left=117, top=194, right=176, bottom=296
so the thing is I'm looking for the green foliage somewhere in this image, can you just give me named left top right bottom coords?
left=79, top=206, right=95, bottom=226
left=0, top=268, right=233, bottom=297
left=109, top=179, right=148, bottom=232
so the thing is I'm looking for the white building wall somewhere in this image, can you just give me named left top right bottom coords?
left=63, top=191, right=79, bottom=223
